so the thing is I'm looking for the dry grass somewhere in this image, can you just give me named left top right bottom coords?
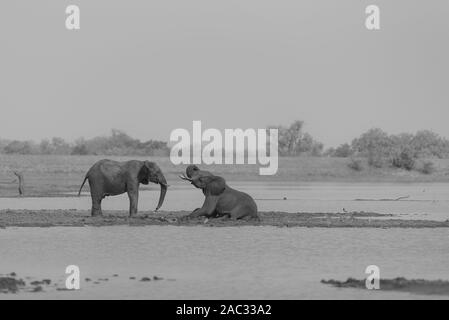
left=1, top=155, right=449, bottom=197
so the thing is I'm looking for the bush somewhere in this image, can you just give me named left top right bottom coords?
left=71, top=144, right=89, bottom=155
left=268, top=121, right=324, bottom=156
left=334, top=143, right=353, bottom=157
left=352, top=128, right=393, bottom=159
left=367, top=153, right=384, bottom=168
left=347, top=158, right=363, bottom=171
left=0, top=130, right=170, bottom=156
left=418, top=161, right=435, bottom=175
left=391, top=149, right=416, bottom=170
left=3, top=141, right=35, bottom=154
left=352, top=128, right=449, bottom=160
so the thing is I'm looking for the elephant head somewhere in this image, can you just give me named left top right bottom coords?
left=186, top=164, right=200, bottom=178
left=187, top=175, right=226, bottom=196
left=180, top=165, right=213, bottom=187
left=138, top=161, right=168, bottom=211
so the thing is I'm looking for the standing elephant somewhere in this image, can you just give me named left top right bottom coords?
left=78, top=159, right=168, bottom=216
left=180, top=165, right=259, bottom=221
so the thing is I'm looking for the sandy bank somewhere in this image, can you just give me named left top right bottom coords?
left=321, top=278, right=449, bottom=296
left=1, top=210, right=448, bottom=228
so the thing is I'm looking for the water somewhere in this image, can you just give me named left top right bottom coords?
left=1, top=182, right=449, bottom=221
left=1, top=182, right=448, bottom=299
left=0, top=226, right=448, bottom=299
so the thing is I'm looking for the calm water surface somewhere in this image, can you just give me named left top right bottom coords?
left=0, top=226, right=448, bottom=299
left=1, top=182, right=448, bottom=299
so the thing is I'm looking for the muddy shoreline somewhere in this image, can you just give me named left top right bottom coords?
left=1, top=210, right=448, bottom=228
left=321, top=278, right=449, bottom=296
left=0, top=273, right=168, bottom=294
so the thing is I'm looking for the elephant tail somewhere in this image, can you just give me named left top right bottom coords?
left=78, top=176, right=88, bottom=196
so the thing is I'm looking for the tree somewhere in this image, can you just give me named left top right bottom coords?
left=3, top=141, right=34, bottom=154
left=351, top=128, right=394, bottom=167
left=392, top=148, right=415, bottom=170
left=71, top=144, right=89, bottom=155
left=352, top=128, right=393, bottom=157
left=269, top=120, right=323, bottom=156
left=333, top=143, right=353, bottom=157
left=51, top=137, right=71, bottom=154
left=39, top=139, right=52, bottom=154
left=410, top=130, right=447, bottom=158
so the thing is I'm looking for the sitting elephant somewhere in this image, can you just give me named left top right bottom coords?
left=180, top=165, right=259, bottom=221
left=78, top=159, right=168, bottom=216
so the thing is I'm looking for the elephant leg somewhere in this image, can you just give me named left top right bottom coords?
left=88, top=180, right=103, bottom=217
left=191, top=208, right=201, bottom=215
left=229, top=206, right=250, bottom=220
left=214, top=213, right=231, bottom=220
left=91, top=194, right=103, bottom=217
left=230, top=206, right=260, bottom=221
left=188, top=208, right=206, bottom=219
left=211, top=210, right=221, bottom=218
left=127, top=188, right=139, bottom=216
left=184, top=195, right=219, bottom=220
left=188, top=208, right=215, bottom=219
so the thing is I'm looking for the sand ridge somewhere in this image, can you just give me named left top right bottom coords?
left=1, top=210, right=448, bottom=228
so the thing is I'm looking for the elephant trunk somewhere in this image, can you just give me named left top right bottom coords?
left=155, top=178, right=168, bottom=211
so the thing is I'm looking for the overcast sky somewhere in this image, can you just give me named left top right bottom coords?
left=0, top=0, right=448, bottom=147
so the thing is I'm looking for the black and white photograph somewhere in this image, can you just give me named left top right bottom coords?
left=0, top=0, right=448, bottom=305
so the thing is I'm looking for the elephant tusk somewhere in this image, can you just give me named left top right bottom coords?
left=179, top=174, right=192, bottom=181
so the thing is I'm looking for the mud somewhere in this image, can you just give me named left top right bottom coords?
left=0, top=209, right=448, bottom=228
left=0, top=272, right=169, bottom=294
left=321, top=277, right=449, bottom=296
left=0, top=277, right=26, bottom=293
left=0, top=274, right=54, bottom=294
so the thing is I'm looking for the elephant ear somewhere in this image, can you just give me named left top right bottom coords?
left=203, top=176, right=226, bottom=196
left=138, top=162, right=150, bottom=185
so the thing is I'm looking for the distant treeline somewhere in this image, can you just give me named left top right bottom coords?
left=1, top=123, right=449, bottom=160
left=272, top=121, right=449, bottom=160
left=325, top=128, right=449, bottom=159
left=0, top=129, right=169, bottom=156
